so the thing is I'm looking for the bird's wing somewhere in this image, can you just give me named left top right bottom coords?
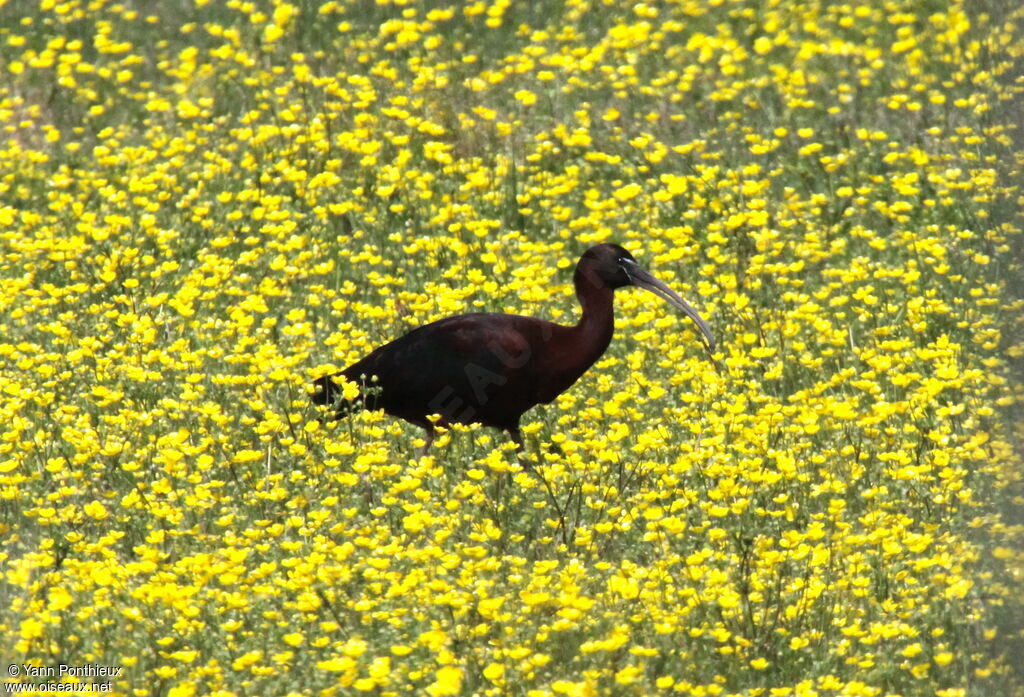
left=339, top=314, right=554, bottom=427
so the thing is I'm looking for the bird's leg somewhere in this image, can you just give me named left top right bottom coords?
left=507, top=427, right=532, bottom=470
left=416, top=427, right=435, bottom=458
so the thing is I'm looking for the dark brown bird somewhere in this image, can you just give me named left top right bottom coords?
left=312, top=243, right=715, bottom=450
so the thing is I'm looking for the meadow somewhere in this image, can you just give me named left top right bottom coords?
left=1, top=0, right=1023, bottom=695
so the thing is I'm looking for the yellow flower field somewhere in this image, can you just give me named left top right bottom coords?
left=1, top=0, right=1022, bottom=695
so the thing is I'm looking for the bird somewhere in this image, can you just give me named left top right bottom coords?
left=312, top=243, right=715, bottom=452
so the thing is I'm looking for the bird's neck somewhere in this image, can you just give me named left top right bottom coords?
left=572, top=275, right=615, bottom=361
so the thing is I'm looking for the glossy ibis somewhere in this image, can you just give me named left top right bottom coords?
left=312, top=243, right=715, bottom=451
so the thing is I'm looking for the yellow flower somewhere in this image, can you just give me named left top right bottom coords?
left=83, top=501, right=108, bottom=520
left=514, top=89, right=537, bottom=106
left=426, top=666, right=462, bottom=696
left=753, top=36, right=773, bottom=54
left=613, top=183, right=642, bottom=202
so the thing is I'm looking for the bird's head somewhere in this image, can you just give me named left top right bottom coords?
left=577, top=243, right=716, bottom=353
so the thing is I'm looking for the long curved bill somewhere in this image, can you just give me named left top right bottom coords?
left=622, top=260, right=716, bottom=354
